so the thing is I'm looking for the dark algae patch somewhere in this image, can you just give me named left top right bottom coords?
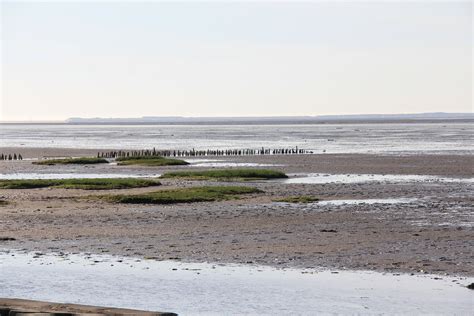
left=161, top=168, right=288, bottom=181
left=103, top=186, right=262, bottom=204
left=33, top=157, right=108, bottom=165
left=116, top=156, right=189, bottom=166
left=0, top=200, right=8, bottom=206
left=274, top=196, right=320, bottom=203
left=0, top=178, right=161, bottom=190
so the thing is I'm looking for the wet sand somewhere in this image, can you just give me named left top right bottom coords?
left=0, top=148, right=473, bottom=276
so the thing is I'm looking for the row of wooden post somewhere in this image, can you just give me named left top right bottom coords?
left=0, top=153, right=23, bottom=160
left=98, top=147, right=310, bottom=158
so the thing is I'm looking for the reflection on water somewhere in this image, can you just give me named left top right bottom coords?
left=0, top=251, right=472, bottom=315
left=273, top=198, right=418, bottom=207
left=285, top=173, right=474, bottom=184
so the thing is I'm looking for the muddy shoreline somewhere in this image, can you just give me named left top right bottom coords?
left=1, top=149, right=473, bottom=276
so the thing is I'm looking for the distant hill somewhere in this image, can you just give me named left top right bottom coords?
left=314, top=112, right=474, bottom=120
left=65, top=113, right=473, bottom=125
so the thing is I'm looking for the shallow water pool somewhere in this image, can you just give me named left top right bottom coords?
left=0, top=251, right=472, bottom=315
left=285, top=173, right=474, bottom=184
left=185, top=158, right=282, bottom=168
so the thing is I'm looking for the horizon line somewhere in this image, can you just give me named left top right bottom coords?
left=1, top=112, right=473, bottom=124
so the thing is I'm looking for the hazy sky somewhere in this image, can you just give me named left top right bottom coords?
left=1, top=1, right=472, bottom=121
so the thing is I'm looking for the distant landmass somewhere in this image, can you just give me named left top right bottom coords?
left=65, top=113, right=473, bottom=125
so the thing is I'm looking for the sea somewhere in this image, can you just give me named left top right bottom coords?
left=1, top=122, right=473, bottom=155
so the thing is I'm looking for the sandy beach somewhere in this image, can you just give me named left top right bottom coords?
left=1, top=148, right=473, bottom=277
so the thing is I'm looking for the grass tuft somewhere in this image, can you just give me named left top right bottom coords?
left=274, top=196, right=320, bottom=203
left=116, top=156, right=189, bottom=166
left=33, top=157, right=108, bottom=165
left=102, top=185, right=262, bottom=204
left=160, top=168, right=288, bottom=181
left=0, top=178, right=161, bottom=190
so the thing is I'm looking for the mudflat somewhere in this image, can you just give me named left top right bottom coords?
left=0, top=148, right=473, bottom=276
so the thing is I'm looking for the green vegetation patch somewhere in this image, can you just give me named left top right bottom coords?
left=102, top=185, right=262, bottom=204
left=116, top=156, right=189, bottom=166
left=160, top=168, right=288, bottom=181
left=274, top=196, right=320, bottom=203
left=0, top=178, right=161, bottom=190
left=33, top=157, right=108, bottom=165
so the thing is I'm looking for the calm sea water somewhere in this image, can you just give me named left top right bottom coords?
left=1, top=123, right=473, bottom=154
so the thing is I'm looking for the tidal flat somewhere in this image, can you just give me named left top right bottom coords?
left=0, top=149, right=472, bottom=277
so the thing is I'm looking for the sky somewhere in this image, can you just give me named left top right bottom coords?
left=0, top=1, right=472, bottom=121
